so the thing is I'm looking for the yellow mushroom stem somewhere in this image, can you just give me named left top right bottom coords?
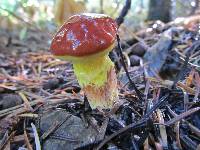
left=56, top=44, right=118, bottom=109
left=73, top=55, right=118, bottom=109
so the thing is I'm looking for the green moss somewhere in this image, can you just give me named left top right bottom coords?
left=73, top=55, right=113, bottom=87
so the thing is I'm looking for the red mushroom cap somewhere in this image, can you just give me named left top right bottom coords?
left=50, top=13, right=118, bottom=57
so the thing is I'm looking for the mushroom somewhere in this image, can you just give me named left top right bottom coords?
left=50, top=13, right=118, bottom=109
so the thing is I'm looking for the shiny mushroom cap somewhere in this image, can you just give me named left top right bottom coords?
left=50, top=13, right=118, bottom=60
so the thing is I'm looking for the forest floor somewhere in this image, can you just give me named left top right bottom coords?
left=0, top=17, right=200, bottom=150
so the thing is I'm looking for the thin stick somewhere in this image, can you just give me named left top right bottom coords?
left=31, top=123, right=41, bottom=150
left=116, top=0, right=131, bottom=27
left=116, top=34, right=144, bottom=102
left=165, top=107, right=200, bottom=126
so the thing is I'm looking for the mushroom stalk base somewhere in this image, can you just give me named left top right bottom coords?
left=73, top=56, right=118, bottom=109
